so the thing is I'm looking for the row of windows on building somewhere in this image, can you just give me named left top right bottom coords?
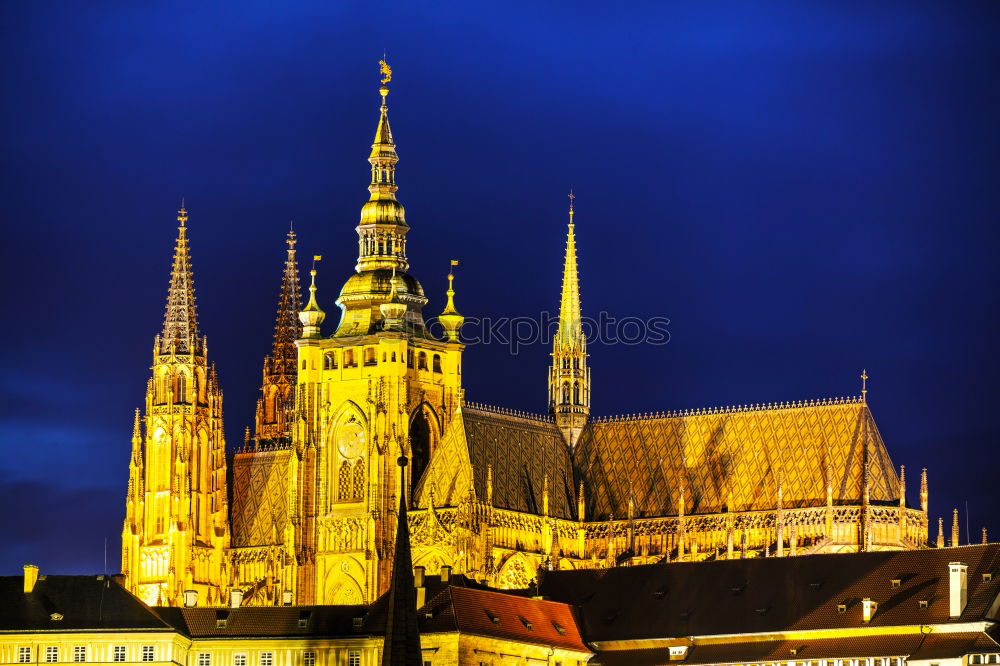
left=313, top=349, right=444, bottom=373
left=20, top=646, right=155, bottom=663
left=18, top=647, right=365, bottom=666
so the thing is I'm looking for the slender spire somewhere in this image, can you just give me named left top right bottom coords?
left=550, top=191, right=590, bottom=447
left=272, top=227, right=303, bottom=361
left=381, top=455, right=422, bottom=666
left=557, top=191, right=582, bottom=348
left=160, top=203, right=202, bottom=355
left=951, top=508, right=960, bottom=547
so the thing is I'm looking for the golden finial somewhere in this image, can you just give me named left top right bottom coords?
left=860, top=369, right=869, bottom=402
left=286, top=221, right=297, bottom=249
left=177, top=199, right=188, bottom=227
left=568, top=189, right=575, bottom=222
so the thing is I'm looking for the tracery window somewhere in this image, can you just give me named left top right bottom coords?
left=338, top=461, right=353, bottom=502
left=352, top=459, right=365, bottom=501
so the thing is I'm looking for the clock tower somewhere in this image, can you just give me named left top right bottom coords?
left=290, top=62, right=464, bottom=604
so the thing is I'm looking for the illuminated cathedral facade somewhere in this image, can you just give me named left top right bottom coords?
left=121, top=67, right=932, bottom=608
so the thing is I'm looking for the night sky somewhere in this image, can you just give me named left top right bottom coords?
left=2, top=1, right=998, bottom=575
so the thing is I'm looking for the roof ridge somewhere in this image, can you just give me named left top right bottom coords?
left=591, top=395, right=865, bottom=424
left=463, top=400, right=554, bottom=424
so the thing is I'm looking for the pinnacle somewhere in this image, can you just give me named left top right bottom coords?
left=159, top=209, right=202, bottom=355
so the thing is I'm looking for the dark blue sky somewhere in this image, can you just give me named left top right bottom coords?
left=2, top=1, right=998, bottom=574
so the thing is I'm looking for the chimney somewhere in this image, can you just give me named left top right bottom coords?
left=230, top=589, right=244, bottom=608
left=440, top=565, right=451, bottom=583
left=862, top=598, right=878, bottom=623
left=282, top=590, right=293, bottom=606
left=183, top=590, right=198, bottom=607
left=413, top=566, right=426, bottom=609
left=23, top=565, right=39, bottom=594
left=948, top=562, right=968, bottom=618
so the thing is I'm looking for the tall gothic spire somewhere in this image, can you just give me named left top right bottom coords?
left=549, top=191, right=590, bottom=448
left=557, top=192, right=582, bottom=348
left=159, top=204, right=202, bottom=355
left=255, top=228, right=303, bottom=445
left=381, top=455, right=422, bottom=666
left=270, top=227, right=303, bottom=370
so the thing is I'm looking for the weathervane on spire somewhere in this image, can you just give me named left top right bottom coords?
left=861, top=368, right=869, bottom=402
left=379, top=58, right=392, bottom=85
left=568, top=190, right=575, bottom=222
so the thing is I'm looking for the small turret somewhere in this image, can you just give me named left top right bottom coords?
left=380, top=268, right=408, bottom=331
left=299, top=258, right=326, bottom=339
left=438, top=260, right=464, bottom=342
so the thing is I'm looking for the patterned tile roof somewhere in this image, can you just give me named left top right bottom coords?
left=231, top=449, right=292, bottom=547
left=574, top=399, right=899, bottom=520
left=539, top=544, right=1000, bottom=644
left=462, top=407, right=577, bottom=519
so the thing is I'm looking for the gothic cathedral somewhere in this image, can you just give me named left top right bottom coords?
left=122, top=66, right=930, bottom=607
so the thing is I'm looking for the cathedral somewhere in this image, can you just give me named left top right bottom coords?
left=120, top=65, right=931, bottom=609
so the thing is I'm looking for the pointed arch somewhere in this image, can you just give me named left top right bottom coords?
left=408, top=403, right=441, bottom=501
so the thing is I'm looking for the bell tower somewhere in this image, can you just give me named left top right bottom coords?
left=121, top=205, right=230, bottom=606
left=292, top=61, right=464, bottom=605
left=549, top=192, right=590, bottom=448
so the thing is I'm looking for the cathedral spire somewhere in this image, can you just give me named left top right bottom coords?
left=557, top=191, right=582, bottom=347
left=271, top=226, right=303, bottom=363
left=335, top=60, right=429, bottom=338
left=549, top=191, right=590, bottom=447
left=357, top=58, right=407, bottom=272
left=255, top=227, right=303, bottom=444
left=160, top=203, right=202, bottom=355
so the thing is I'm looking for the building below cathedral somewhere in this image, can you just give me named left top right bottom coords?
left=4, top=544, right=1000, bottom=664
left=119, top=63, right=936, bottom=610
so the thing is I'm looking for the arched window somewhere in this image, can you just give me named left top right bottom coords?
left=176, top=372, right=187, bottom=403
left=301, top=359, right=307, bottom=370
left=418, top=352, right=428, bottom=370
left=573, top=357, right=579, bottom=369
left=562, top=382, right=570, bottom=403
left=344, top=349, right=356, bottom=367
left=391, top=352, right=397, bottom=362
left=409, top=410, right=433, bottom=501
left=432, top=354, right=442, bottom=373
left=363, top=348, right=376, bottom=366
left=573, top=381, right=580, bottom=404
left=324, top=352, right=337, bottom=370
left=407, top=350, right=414, bottom=368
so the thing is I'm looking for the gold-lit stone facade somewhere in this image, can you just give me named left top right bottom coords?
left=122, top=67, right=928, bottom=608
left=121, top=207, right=230, bottom=607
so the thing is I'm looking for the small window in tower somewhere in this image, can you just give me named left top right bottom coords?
left=418, top=352, right=428, bottom=370
left=407, top=349, right=414, bottom=368
left=573, top=357, right=579, bottom=369
left=391, top=351, right=397, bottom=362
left=364, top=348, right=376, bottom=366
left=433, top=355, right=442, bottom=373
left=324, top=352, right=337, bottom=370
left=344, top=349, right=356, bottom=367
left=382, top=352, right=386, bottom=362
left=301, top=359, right=307, bottom=370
